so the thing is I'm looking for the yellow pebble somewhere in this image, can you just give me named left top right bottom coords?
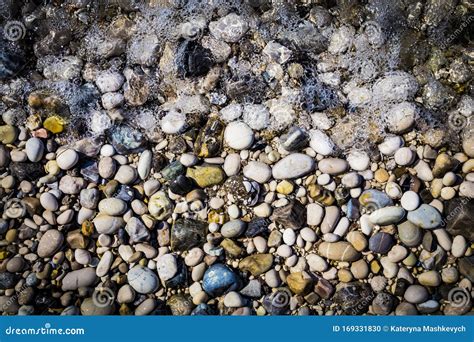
left=276, top=180, right=294, bottom=195
left=43, top=115, right=65, bottom=134
left=45, top=160, right=60, bottom=176
left=81, top=220, right=94, bottom=237
left=0, top=250, right=9, bottom=261
left=374, top=169, right=389, bottom=183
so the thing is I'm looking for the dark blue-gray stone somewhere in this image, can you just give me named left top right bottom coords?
left=202, top=264, right=241, bottom=297
left=245, top=218, right=270, bottom=237
left=0, top=272, right=17, bottom=289
left=369, top=232, right=395, bottom=254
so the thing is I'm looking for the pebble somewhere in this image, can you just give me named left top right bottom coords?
left=369, top=232, right=395, bottom=254
left=37, top=230, right=64, bottom=258
left=224, top=121, right=254, bottom=150
left=156, top=254, right=178, bottom=282
left=318, top=158, right=349, bottom=175
left=369, top=206, right=406, bottom=225
left=25, top=138, right=44, bottom=162
left=451, top=235, right=467, bottom=258
left=127, top=265, right=159, bottom=294
left=400, top=191, right=420, bottom=211
left=138, top=150, right=152, bottom=180
left=318, top=242, right=360, bottom=262
left=221, top=220, right=246, bottom=238
left=98, top=198, right=127, bottom=216
left=40, top=192, right=59, bottom=211
left=243, top=161, right=271, bottom=183
left=407, top=204, right=442, bottom=229
left=115, top=165, right=137, bottom=184
left=404, top=285, right=428, bottom=304
left=61, top=268, right=97, bottom=291
left=202, top=264, right=240, bottom=297
left=378, top=136, right=404, bottom=156
left=56, top=149, right=79, bottom=170
left=307, top=203, right=324, bottom=226
left=272, top=154, right=315, bottom=179
left=394, top=147, right=415, bottom=166
left=224, top=291, right=245, bottom=307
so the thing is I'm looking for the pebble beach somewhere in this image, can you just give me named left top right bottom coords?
left=0, top=0, right=473, bottom=316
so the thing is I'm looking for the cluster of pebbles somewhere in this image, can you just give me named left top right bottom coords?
left=0, top=0, right=473, bottom=316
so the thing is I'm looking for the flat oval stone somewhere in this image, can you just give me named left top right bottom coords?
left=61, top=268, right=98, bottom=291
left=37, top=229, right=64, bottom=258
left=272, top=153, right=315, bottom=179
left=318, top=241, right=360, bottom=261
left=137, top=150, right=152, bottom=180
left=318, top=158, right=348, bottom=175
left=39, top=192, right=58, bottom=211
left=369, top=232, right=395, bottom=254
left=407, top=204, right=443, bottom=229
left=93, top=214, right=125, bottom=234
left=98, top=198, right=127, bottom=216
left=243, top=161, right=271, bottom=183
left=369, top=206, right=406, bottom=225
left=25, top=137, right=44, bottom=162
left=127, top=265, right=159, bottom=294
left=221, top=219, right=247, bottom=238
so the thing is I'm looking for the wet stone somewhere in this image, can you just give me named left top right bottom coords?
left=171, top=218, right=207, bottom=252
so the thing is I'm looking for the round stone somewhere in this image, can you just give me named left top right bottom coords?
left=202, top=264, right=240, bottom=297
left=127, top=265, right=159, bottom=294
left=221, top=220, right=246, bottom=238
left=243, top=161, right=271, bottom=183
left=56, top=149, right=79, bottom=170
left=156, top=254, right=178, bottom=282
left=404, top=285, right=429, bottom=304
left=318, top=158, right=349, bottom=175
left=400, top=191, right=420, bottom=211
left=369, top=232, right=395, bottom=254
left=394, top=147, right=415, bottom=166
left=224, top=121, right=254, bottom=150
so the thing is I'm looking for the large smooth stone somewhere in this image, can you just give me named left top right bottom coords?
left=369, top=206, right=406, bottom=225
left=37, top=230, right=64, bottom=258
left=202, top=264, right=241, bottom=297
left=127, top=265, right=159, bottom=294
left=407, top=204, right=443, bottom=229
left=93, top=214, right=125, bottom=234
left=272, top=153, right=315, bottom=179
left=318, top=242, right=360, bottom=261
left=62, top=268, right=98, bottom=291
